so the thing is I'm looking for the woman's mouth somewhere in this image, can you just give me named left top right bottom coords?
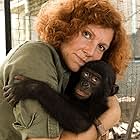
left=74, top=54, right=86, bottom=66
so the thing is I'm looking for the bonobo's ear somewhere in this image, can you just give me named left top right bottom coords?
left=110, top=84, right=119, bottom=96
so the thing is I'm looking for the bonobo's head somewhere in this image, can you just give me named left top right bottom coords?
left=74, top=60, right=119, bottom=100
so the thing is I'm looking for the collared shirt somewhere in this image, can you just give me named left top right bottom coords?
left=0, top=41, right=70, bottom=140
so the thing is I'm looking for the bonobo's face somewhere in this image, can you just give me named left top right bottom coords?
left=74, top=68, right=102, bottom=100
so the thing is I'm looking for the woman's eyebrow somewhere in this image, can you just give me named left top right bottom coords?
left=86, top=26, right=95, bottom=36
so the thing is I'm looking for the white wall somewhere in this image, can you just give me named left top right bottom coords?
left=0, top=11, right=6, bottom=65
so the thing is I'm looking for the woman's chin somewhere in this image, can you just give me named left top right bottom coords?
left=69, top=64, right=80, bottom=72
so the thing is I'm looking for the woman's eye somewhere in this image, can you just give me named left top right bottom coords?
left=97, top=44, right=106, bottom=52
left=82, top=31, right=92, bottom=39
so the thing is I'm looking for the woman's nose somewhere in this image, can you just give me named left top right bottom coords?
left=83, top=44, right=96, bottom=57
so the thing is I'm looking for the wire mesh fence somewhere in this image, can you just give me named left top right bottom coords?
left=113, top=61, right=140, bottom=139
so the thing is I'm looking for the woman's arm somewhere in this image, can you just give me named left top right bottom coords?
left=22, top=96, right=121, bottom=140
left=62, top=95, right=121, bottom=140
left=60, top=95, right=120, bottom=140
left=98, top=95, right=121, bottom=130
left=27, top=125, right=98, bottom=140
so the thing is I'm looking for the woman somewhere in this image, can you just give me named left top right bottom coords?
left=0, top=0, right=131, bottom=140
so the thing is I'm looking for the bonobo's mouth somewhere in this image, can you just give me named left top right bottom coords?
left=75, top=88, right=90, bottom=99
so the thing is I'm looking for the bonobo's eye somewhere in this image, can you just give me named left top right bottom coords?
left=83, top=71, right=90, bottom=78
left=91, top=75, right=101, bottom=85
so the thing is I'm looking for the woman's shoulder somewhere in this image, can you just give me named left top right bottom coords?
left=7, top=40, right=58, bottom=60
left=22, top=40, right=60, bottom=62
left=20, top=40, right=56, bottom=53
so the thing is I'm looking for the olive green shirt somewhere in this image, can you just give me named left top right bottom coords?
left=0, top=41, right=70, bottom=140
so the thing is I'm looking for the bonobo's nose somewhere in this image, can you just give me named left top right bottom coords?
left=81, top=81, right=90, bottom=90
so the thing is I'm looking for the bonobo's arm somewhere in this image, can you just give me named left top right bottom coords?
left=3, top=75, right=91, bottom=133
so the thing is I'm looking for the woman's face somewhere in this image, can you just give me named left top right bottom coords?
left=60, top=24, right=114, bottom=72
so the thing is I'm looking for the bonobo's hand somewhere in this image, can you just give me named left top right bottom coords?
left=3, top=75, right=45, bottom=106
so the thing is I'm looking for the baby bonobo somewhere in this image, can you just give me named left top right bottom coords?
left=3, top=60, right=119, bottom=133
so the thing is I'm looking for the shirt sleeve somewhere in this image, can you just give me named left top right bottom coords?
left=3, top=41, right=63, bottom=139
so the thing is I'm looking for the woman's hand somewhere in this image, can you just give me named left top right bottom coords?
left=60, top=125, right=97, bottom=140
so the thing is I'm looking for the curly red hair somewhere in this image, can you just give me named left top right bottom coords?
left=35, top=0, right=131, bottom=77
